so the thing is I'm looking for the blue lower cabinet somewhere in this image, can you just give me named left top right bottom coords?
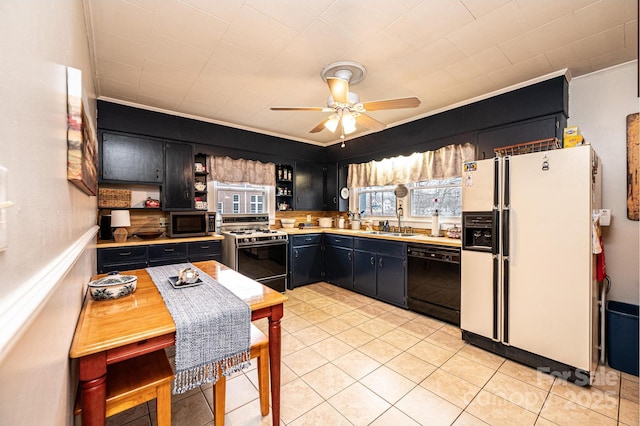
left=324, top=246, right=353, bottom=290
left=352, top=238, right=407, bottom=307
left=97, top=240, right=222, bottom=273
left=353, top=250, right=377, bottom=297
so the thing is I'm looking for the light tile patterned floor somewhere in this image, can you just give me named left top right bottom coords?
left=96, top=282, right=639, bottom=426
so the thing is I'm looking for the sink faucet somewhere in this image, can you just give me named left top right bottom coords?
left=397, top=207, right=403, bottom=233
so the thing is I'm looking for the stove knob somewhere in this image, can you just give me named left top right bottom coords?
left=251, top=237, right=257, bottom=242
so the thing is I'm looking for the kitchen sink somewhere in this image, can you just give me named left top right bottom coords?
left=363, top=231, right=417, bottom=237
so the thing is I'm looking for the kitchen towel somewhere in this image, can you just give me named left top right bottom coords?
left=146, top=263, right=251, bottom=394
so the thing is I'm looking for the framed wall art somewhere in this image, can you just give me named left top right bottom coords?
left=628, top=112, right=639, bottom=220
left=66, top=66, right=97, bottom=196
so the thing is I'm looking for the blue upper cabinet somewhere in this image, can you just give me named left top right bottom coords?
left=100, top=132, right=164, bottom=184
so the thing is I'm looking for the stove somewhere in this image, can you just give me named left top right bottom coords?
left=220, top=214, right=288, bottom=292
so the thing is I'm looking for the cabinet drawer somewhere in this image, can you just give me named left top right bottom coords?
left=354, top=238, right=405, bottom=257
left=187, top=241, right=221, bottom=256
left=100, top=261, right=148, bottom=274
left=292, top=234, right=322, bottom=246
left=99, top=247, right=148, bottom=265
left=324, top=234, right=353, bottom=248
left=148, top=243, right=188, bottom=260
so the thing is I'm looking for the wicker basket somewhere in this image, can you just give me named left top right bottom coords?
left=494, top=138, right=561, bottom=157
left=98, top=188, right=132, bottom=208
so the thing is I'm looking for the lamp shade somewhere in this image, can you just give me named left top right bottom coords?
left=110, top=210, right=131, bottom=227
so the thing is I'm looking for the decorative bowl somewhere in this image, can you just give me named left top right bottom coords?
left=136, top=231, right=163, bottom=240
left=280, top=218, right=296, bottom=228
left=88, top=272, right=137, bottom=300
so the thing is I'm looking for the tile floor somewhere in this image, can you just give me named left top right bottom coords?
left=99, top=282, right=639, bottom=426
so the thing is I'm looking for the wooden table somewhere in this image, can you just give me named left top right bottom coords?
left=69, top=260, right=288, bottom=425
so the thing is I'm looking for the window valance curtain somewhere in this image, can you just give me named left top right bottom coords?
left=347, top=143, right=475, bottom=188
left=208, top=156, right=276, bottom=186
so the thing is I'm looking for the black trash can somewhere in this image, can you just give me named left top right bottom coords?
left=606, top=301, right=639, bottom=376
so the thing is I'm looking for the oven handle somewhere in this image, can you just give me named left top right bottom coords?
left=236, top=240, right=288, bottom=249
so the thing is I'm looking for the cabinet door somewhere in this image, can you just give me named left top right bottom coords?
left=163, top=142, right=194, bottom=210
left=101, top=133, right=163, bottom=183
left=324, top=163, right=338, bottom=211
left=324, top=246, right=353, bottom=289
left=353, top=250, right=377, bottom=297
left=294, top=161, right=324, bottom=210
left=291, top=244, right=323, bottom=287
left=377, top=254, right=407, bottom=307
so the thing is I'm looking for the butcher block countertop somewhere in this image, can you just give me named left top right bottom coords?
left=96, top=235, right=224, bottom=248
left=282, top=227, right=461, bottom=248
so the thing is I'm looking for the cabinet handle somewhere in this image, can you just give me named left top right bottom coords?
left=200, top=245, right=209, bottom=249
left=185, top=191, right=190, bottom=200
left=119, top=252, right=132, bottom=256
left=370, top=256, right=375, bottom=265
left=305, top=237, right=312, bottom=242
left=379, top=258, right=384, bottom=268
left=333, top=196, right=337, bottom=204
left=163, top=248, right=175, bottom=252
left=294, top=249, right=299, bottom=258
left=347, top=252, right=352, bottom=261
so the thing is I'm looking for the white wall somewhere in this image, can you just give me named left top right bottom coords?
left=0, top=0, right=97, bottom=424
left=568, top=61, right=639, bottom=304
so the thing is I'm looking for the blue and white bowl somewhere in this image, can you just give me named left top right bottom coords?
left=88, top=272, right=137, bottom=300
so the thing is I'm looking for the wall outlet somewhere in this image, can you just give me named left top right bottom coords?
left=159, top=218, right=168, bottom=228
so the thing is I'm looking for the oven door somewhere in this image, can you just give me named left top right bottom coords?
left=236, top=241, right=287, bottom=290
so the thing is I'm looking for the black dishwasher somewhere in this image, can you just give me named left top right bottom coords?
left=407, top=245, right=461, bottom=325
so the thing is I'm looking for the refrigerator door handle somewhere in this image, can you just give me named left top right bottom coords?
left=492, top=255, right=499, bottom=340
left=493, top=158, right=500, bottom=207
left=503, top=156, right=510, bottom=208
left=503, top=257, right=510, bottom=344
left=492, top=209, right=500, bottom=256
left=502, top=209, right=509, bottom=257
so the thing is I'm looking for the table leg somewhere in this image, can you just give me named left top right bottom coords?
left=268, top=304, right=284, bottom=426
left=78, top=352, right=107, bottom=426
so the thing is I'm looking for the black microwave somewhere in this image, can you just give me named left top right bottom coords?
left=168, top=211, right=208, bottom=237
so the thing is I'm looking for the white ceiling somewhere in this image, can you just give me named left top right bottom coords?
left=84, top=0, right=638, bottom=146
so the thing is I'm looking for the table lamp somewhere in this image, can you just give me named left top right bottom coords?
left=111, top=210, right=131, bottom=243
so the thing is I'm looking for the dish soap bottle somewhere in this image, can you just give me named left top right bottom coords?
left=432, top=209, right=440, bottom=237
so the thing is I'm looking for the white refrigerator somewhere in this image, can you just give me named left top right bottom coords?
left=461, top=144, right=601, bottom=383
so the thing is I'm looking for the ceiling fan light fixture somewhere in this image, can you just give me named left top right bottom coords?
left=342, top=111, right=357, bottom=134
left=324, top=114, right=340, bottom=132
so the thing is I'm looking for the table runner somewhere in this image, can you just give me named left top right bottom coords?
left=146, top=263, right=251, bottom=394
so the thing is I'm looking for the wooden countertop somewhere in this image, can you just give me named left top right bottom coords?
left=282, top=227, right=461, bottom=247
left=96, top=235, right=224, bottom=248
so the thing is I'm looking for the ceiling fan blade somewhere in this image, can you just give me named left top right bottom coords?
left=270, top=107, right=328, bottom=111
left=361, top=97, right=421, bottom=111
left=357, top=113, right=386, bottom=131
left=327, top=77, right=349, bottom=104
left=309, top=118, right=329, bottom=133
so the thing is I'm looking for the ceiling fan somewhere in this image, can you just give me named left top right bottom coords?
left=270, top=61, right=421, bottom=142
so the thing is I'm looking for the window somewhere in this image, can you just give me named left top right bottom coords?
left=250, top=195, right=263, bottom=213
left=354, top=177, right=462, bottom=220
left=215, top=183, right=269, bottom=214
left=358, top=186, right=397, bottom=217
left=409, top=177, right=462, bottom=217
